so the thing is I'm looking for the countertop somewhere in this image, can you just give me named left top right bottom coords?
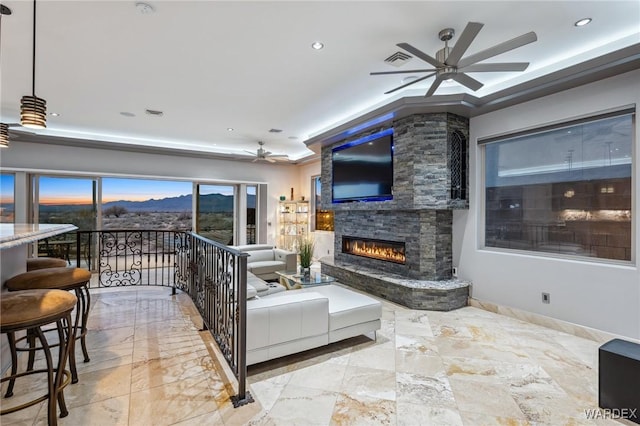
left=0, top=223, right=78, bottom=249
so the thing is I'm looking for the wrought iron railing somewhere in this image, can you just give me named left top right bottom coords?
left=74, top=230, right=252, bottom=406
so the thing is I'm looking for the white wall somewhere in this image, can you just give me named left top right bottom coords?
left=0, top=140, right=301, bottom=246
left=454, top=69, right=640, bottom=339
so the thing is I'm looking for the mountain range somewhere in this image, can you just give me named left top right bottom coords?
left=38, top=193, right=255, bottom=213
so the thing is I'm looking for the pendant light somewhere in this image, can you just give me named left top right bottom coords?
left=20, top=0, right=46, bottom=129
left=0, top=4, right=11, bottom=146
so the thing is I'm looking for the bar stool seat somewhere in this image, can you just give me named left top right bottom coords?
left=27, top=257, right=68, bottom=271
left=6, top=267, right=92, bottom=383
left=1, top=289, right=77, bottom=426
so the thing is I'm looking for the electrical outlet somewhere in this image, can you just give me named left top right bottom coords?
left=542, top=292, right=550, bottom=304
left=452, top=267, right=458, bottom=277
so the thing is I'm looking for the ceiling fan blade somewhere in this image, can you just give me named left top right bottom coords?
left=445, top=22, right=484, bottom=66
left=461, top=62, right=530, bottom=72
left=384, top=72, right=436, bottom=95
left=268, top=154, right=289, bottom=158
left=370, top=68, right=437, bottom=76
left=265, top=157, right=276, bottom=163
left=252, top=158, right=259, bottom=162
left=457, top=31, right=537, bottom=68
left=264, top=151, right=272, bottom=156
left=425, top=76, right=444, bottom=97
left=397, top=43, right=443, bottom=68
left=243, top=150, right=256, bottom=155
left=452, top=72, right=484, bottom=91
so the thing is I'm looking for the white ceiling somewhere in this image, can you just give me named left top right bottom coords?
left=1, top=1, right=638, bottom=162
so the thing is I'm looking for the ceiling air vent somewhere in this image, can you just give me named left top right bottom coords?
left=145, top=109, right=164, bottom=117
left=384, top=51, right=412, bottom=67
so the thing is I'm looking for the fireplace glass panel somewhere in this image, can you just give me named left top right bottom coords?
left=342, top=236, right=406, bottom=264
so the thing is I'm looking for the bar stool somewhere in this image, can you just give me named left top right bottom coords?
left=5, top=267, right=92, bottom=383
left=1, top=289, right=77, bottom=426
left=27, top=257, right=68, bottom=271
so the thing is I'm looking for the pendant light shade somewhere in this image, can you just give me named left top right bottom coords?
left=1, top=4, right=12, bottom=146
left=0, top=123, right=8, bottom=148
left=20, top=0, right=46, bottom=129
left=20, top=95, right=46, bottom=128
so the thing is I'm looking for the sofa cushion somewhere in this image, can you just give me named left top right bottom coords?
left=248, top=260, right=286, bottom=277
left=247, top=283, right=258, bottom=299
left=297, top=285, right=382, bottom=331
left=246, top=250, right=275, bottom=262
left=247, top=292, right=329, bottom=350
left=232, top=244, right=274, bottom=252
left=247, top=272, right=269, bottom=293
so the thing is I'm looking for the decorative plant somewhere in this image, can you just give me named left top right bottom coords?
left=298, top=237, right=315, bottom=269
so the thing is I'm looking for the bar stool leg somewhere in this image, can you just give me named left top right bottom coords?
left=4, top=332, right=18, bottom=398
left=74, top=285, right=91, bottom=363
left=31, top=325, right=57, bottom=426
left=68, top=283, right=91, bottom=383
left=26, top=329, right=37, bottom=372
left=54, top=316, right=72, bottom=419
left=68, top=293, right=81, bottom=384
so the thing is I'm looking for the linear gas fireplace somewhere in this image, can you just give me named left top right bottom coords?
left=342, top=236, right=406, bottom=264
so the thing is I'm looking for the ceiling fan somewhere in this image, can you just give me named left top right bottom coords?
left=244, top=141, right=288, bottom=163
left=371, top=22, right=537, bottom=97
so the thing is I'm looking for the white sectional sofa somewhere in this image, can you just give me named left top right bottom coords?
left=232, top=244, right=297, bottom=281
left=246, top=283, right=382, bottom=365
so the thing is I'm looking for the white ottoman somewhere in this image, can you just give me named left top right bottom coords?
left=297, top=284, right=382, bottom=343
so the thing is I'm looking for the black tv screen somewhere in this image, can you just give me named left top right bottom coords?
left=332, top=129, right=394, bottom=203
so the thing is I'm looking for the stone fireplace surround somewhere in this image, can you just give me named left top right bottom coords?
left=320, top=112, right=471, bottom=311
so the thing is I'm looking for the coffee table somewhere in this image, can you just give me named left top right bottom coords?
left=275, top=270, right=336, bottom=290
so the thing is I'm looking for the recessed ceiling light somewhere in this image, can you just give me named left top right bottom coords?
left=136, top=2, right=154, bottom=14
left=49, top=112, right=60, bottom=117
left=445, top=78, right=454, bottom=83
left=311, top=41, right=324, bottom=50
left=269, top=128, right=283, bottom=133
left=227, top=127, right=234, bottom=131
left=288, top=136, right=298, bottom=140
left=120, top=112, right=135, bottom=117
left=574, top=18, right=592, bottom=27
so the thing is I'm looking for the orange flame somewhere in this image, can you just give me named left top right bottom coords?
left=346, top=240, right=405, bottom=263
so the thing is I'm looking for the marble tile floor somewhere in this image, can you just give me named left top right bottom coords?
left=0, top=285, right=633, bottom=426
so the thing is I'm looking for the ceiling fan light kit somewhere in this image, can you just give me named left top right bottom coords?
left=244, top=141, right=289, bottom=163
left=371, top=21, right=537, bottom=97
left=20, top=0, right=47, bottom=129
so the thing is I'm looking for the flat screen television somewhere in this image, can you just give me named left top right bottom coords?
left=332, top=128, right=394, bottom=203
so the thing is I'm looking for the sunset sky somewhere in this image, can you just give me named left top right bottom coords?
left=0, top=174, right=241, bottom=205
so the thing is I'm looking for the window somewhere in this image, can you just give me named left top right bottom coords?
left=312, top=175, right=334, bottom=231
left=196, top=184, right=235, bottom=245
left=246, top=185, right=256, bottom=244
left=36, top=176, right=98, bottom=232
left=483, top=111, right=633, bottom=261
left=0, top=173, right=15, bottom=223
left=102, top=178, right=192, bottom=230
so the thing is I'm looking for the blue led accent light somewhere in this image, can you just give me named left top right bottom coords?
left=333, top=128, right=394, bottom=153
left=344, top=112, right=395, bottom=136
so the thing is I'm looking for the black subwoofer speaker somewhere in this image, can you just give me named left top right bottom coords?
left=599, top=338, right=640, bottom=424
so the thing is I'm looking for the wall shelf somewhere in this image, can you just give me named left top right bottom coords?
left=278, top=201, right=309, bottom=251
